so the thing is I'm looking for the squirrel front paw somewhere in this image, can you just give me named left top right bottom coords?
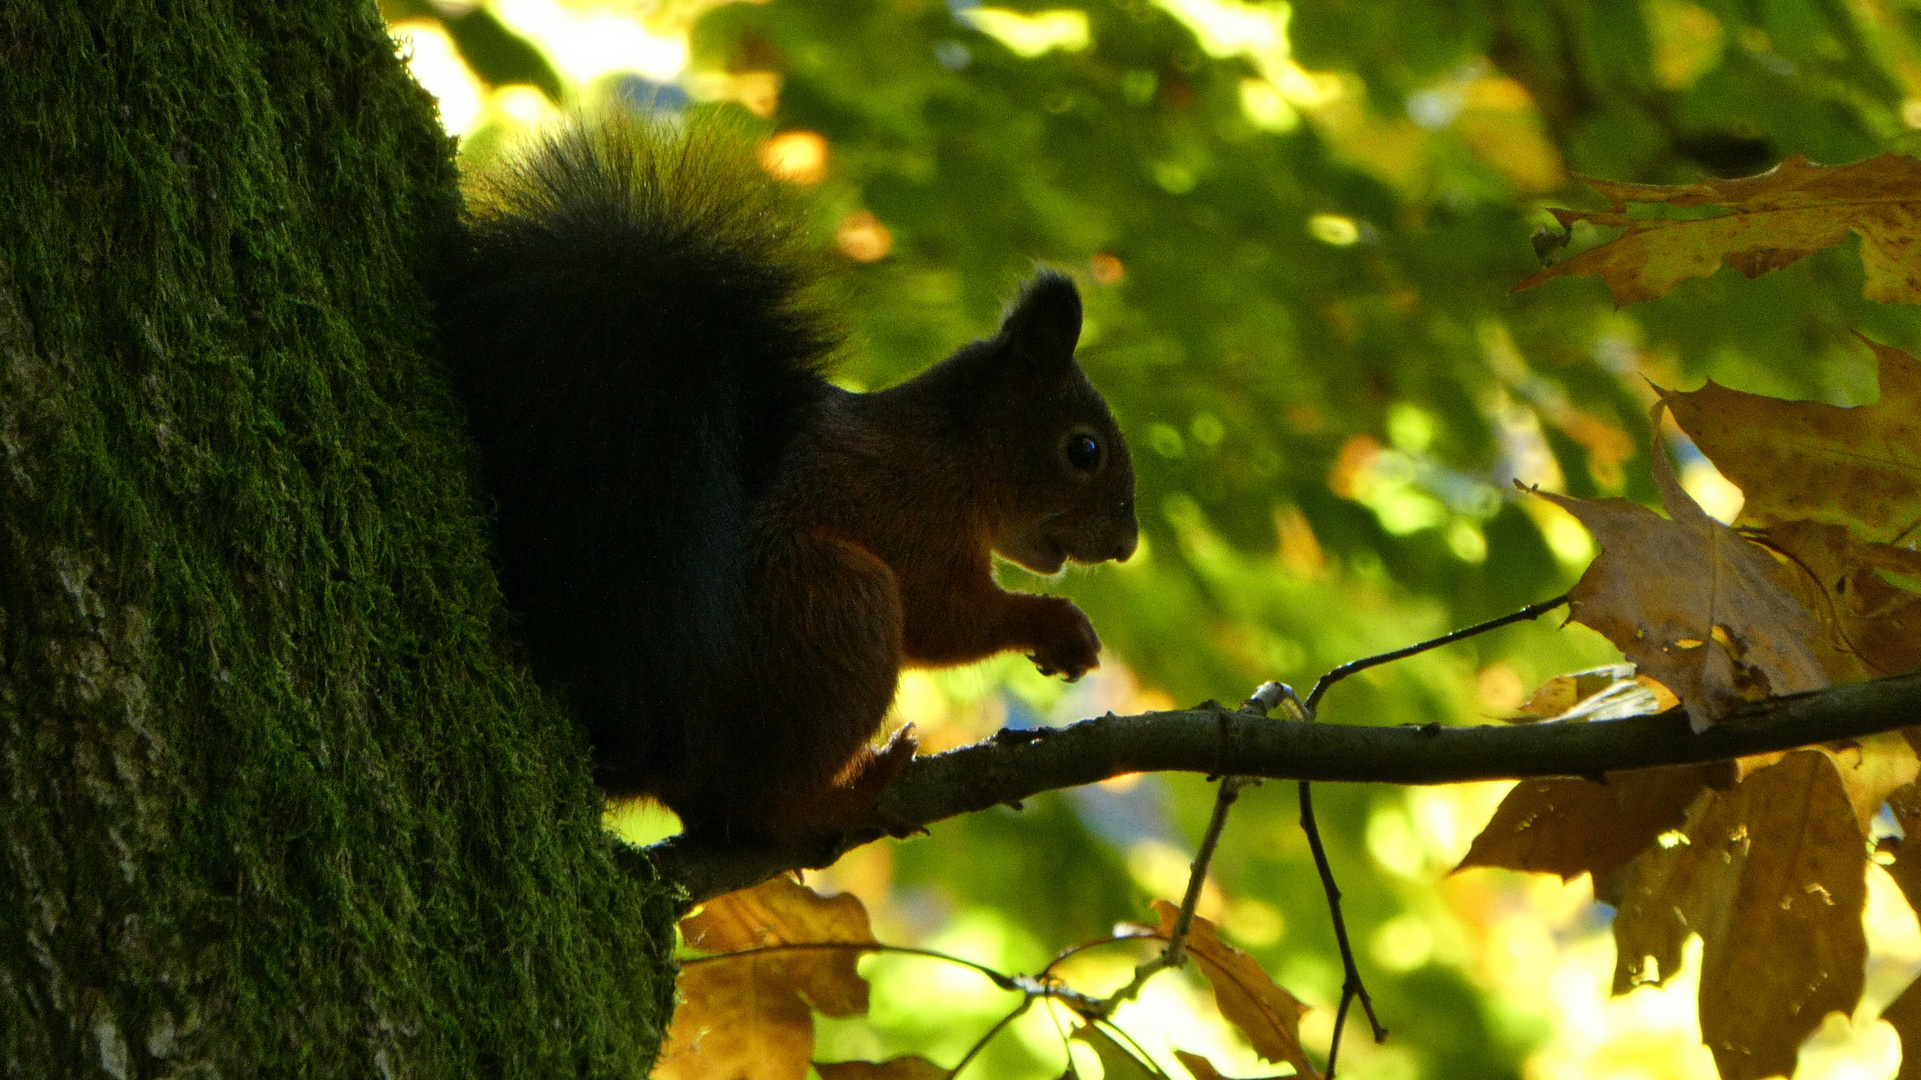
left=1027, top=598, right=1101, bottom=681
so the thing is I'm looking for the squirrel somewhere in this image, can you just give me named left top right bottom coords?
left=431, top=113, right=1137, bottom=840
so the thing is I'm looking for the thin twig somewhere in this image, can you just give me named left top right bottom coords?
left=1301, top=777, right=1382, bottom=1076
left=1294, top=595, right=1567, bottom=1073
left=1302, top=593, right=1570, bottom=713
left=680, top=941, right=1019, bottom=991
left=1041, top=931, right=1157, bottom=977
left=950, top=998, right=1033, bottom=1080
left=1093, top=685, right=1278, bottom=1016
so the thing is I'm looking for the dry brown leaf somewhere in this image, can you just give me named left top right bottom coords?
left=1881, top=786, right=1921, bottom=1077
left=1148, top=900, right=1320, bottom=1080
left=1516, top=154, right=1921, bottom=305
left=657, top=879, right=879, bottom=1080
left=1599, top=752, right=1867, bottom=1080
left=1761, top=519, right=1921, bottom=677
left=1664, top=339, right=1921, bottom=542
left=1506, top=663, right=1679, bottom=723
left=815, top=1057, right=951, bottom=1080
left=660, top=959, right=816, bottom=1080
left=680, top=876, right=876, bottom=1015
left=1174, top=1050, right=1228, bottom=1080
left=1537, top=417, right=1831, bottom=731
left=1171, top=1050, right=1297, bottom=1080
left=1456, top=765, right=1713, bottom=883
left=1883, top=981, right=1921, bottom=1080
left=1820, top=737, right=1921, bottom=836
left=1074, top=1025, right=1172, bottom=1080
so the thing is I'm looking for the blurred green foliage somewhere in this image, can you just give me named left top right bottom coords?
left=413, top=0, right=1921, bottom=1074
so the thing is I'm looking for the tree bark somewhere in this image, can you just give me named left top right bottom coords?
left=0, top=2, right=675, bottom=1075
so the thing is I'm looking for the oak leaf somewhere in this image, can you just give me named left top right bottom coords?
left=1517, top=154, right=1921, bottom=305
left=1146, top=900, right=1319, bottom=1080
left=1664, top=339, right=1921, bottom=542
left=1598, top=752, right=1866, bottom=1080
left=1536, top=417, right=1830, bottom=731
left=657, top=878, right=878, bottom=1080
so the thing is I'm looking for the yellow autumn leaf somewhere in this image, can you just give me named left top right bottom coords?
left=1074, top=1024, right=1173, bottom=1080
left=1536, top=411, right=1831, bottom=731
left=1517, top=153, right=1921, bottom=305
left=1146, top=900, right=1320, bottom=1080
left=1664, top=338, right=1921, bottom=542
left=1505, top=663, right=1678, bottom=723
left=1457, top=765, right=1714, bottom=883
left=1760, top=519, right=1921, bottom=678
left=658, top=879, right=879, bottom=1080
left=1879, top=786, right=1921, bottom=1078
left=1599, top=752, right=1866, bottom=1080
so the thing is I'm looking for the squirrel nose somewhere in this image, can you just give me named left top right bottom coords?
left=1112, top=524, right=1138, bottom=563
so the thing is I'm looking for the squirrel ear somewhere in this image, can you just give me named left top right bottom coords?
left=998, top=270, right=1082, bottom=365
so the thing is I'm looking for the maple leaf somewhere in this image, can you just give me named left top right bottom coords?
left=1456, top=764, right=1715, bottom=883
left=1516, top=153, right=1921, bottom=305
left=1598, top=752, right=1866, bottom=1080
left=1146, top=900, right=1320, bottom=1080
left=1758, top=519, right=1921, bottom=681
left=657, top=878, right=879, bottom=1080
left=1663, top=338, right=1921, bottom=542
left=1535, top=414, right=1830, bottom=731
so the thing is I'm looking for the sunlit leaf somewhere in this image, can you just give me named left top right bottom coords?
left=1518, top=154, right=1921, bottom=305
left=1882, top=981, right=1921, bottom=1080
left=1171, top=1049, right=1296, bottom=1080
left=1074, top=1025, right=1172, bottom=1080
left=658, top=959, right=818, bottom=1080
left=681, top=876, right=876, bottom=1015
left=1821, top=736, right=1920, bottom=836
left=658, top=879, right=879, bottom=1080
left=1536, top=415, right=1831, bottom=731
left=1506, top=663, right=1678, bottom=723
left=1173, top=1050, right=1229, bottom=1080
left=1761, top=520, right=1921, bottom=678
left=1599, top=752, right=1866, bottom=1080
left=1879, top=786, right=1921, bottom=1078
left=1664, top=339, right=1921, bottom=542
left=1458, top=765, right=1714, bottom=882
left=1148, top=900, right=1320, bottom=1080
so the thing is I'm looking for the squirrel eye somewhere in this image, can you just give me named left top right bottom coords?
left=1064, top=431, right=1102, bottom=473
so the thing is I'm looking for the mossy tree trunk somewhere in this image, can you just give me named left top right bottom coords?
left=1, top=2, right=677, bottom=1075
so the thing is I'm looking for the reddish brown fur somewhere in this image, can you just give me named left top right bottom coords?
left=681, top=277, right=1137, bottom=839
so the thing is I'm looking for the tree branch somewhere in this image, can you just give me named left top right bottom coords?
left=644, top=670, right=1921, bottom=903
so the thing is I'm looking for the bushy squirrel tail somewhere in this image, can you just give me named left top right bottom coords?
left=432, top=112, right=838, bottom=788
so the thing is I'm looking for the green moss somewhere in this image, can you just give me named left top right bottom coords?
left=0, top=1, right=677, bottom=1074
